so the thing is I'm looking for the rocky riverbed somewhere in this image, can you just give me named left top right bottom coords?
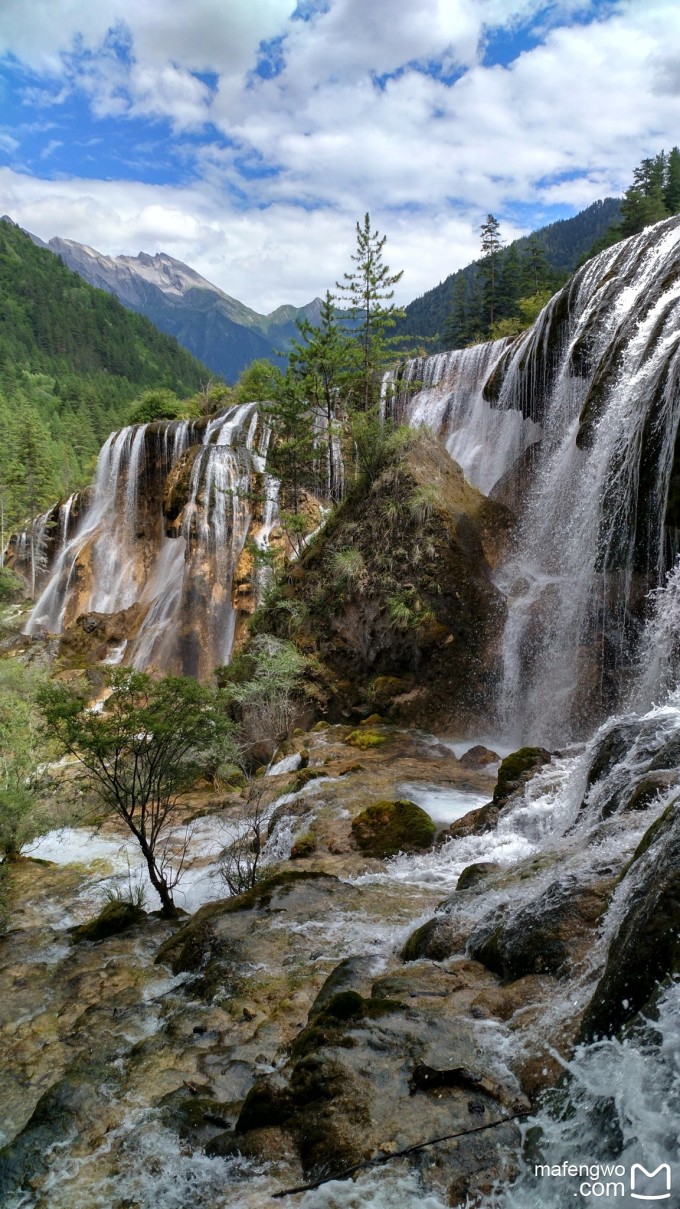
left=1, top=712, right=678, bottom=1207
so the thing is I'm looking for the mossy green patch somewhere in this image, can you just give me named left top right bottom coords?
left=493, top=746, right=551, bottom=804
left=345, top=729, right=389, bottom=750
left=71, top=900, right=145, bottom=943
left=351, top=799, right=436, bottom=858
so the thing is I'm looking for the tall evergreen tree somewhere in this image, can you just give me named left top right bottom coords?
left=287, top=292, right=353, bottom=501
left=522, top=235, right=552, bottom=294
left=443, top=273, right=470, bottom=349
left=335, top=213, right=404, bottom=410
left=479, top=214, right=504, bottom=327
left=497, top=245, right=523, bottom=320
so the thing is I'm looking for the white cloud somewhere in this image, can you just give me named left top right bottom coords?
left=1, top=0, right=680, bottom=310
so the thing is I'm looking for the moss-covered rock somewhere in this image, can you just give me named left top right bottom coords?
left=493, top=747, right=552, bottom=805
left=456, top=862, right=500, bottom=891
left=290, top=831, right=316, bottom=859
left=248, top=431, right=512, bottom=732
left=70, top=899, right=145, bottom=943
left=351, top=799, right=436, bottom=857
left=345, top=729, right=389, bottom=750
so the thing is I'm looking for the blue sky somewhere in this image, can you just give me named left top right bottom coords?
left=0, top=0, right=678, bottom=311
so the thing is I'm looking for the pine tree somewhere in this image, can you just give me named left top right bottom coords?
left=264, top=372, right=316, bottom=515
left=497, top=245, right=523, bottom=320
left=287, top=292, right=353, bottom=502
left=335, top=213, right=404, bottom=410
left=479, top=214, right=504, bottom=327
left=522, top=236, right=551, bottom=294
left=443, top=273, right=469, bottom=349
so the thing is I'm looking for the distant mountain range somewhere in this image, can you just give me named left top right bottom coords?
left=22, top=197, right=623, bottom=382
left=28, top=232, right=323, bottom=384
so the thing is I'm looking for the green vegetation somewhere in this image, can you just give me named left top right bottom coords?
left=0, top=660, right=53, bottom=859
left=351, top=798, right=436, bottom=857
left=395, top=199, right=621, bottom=348
left=335, top=212, right=405, bottom=410
left=38, top=668, right=239, bottom=916
left=586, top=148, right=680, bottom=257
left=218, top=636, right=311, bottom=752
left=0, top=218, right=209, bottom=532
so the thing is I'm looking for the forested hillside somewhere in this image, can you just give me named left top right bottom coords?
left=396, top=197, right=621, bottom=346
left=0, top=218, right=209, bottom=534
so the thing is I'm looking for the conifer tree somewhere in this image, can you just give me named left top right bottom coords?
left=287, top=292, right=353, bottom=501
left=443, top=273, right=470, bottom=349
left=335, top=213, right=404, bottom=410
left=522, top=236, right=551, bottom=294
left=664, top=146, right=680, bottom=214
left=479, top=214, right=504, bottom=327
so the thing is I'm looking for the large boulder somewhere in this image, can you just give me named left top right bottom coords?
left=468, top=874, right=611, bottom=982
left=351, top=799, right=436, bottom=858
left=580, top=802, right=680, bottom=1040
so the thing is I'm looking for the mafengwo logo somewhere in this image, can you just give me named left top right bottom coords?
left=534, top=1160, right=673, bottom=1200
left=630, top=1163, right=672, bottom=1201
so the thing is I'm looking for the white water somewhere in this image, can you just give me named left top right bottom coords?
left=383, top=340, right=539, bottom=497
left=24, top=404, right=280, bottom=675
left=398, top=217, right=680, bottom=746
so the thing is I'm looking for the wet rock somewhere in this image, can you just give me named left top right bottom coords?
left=649, top=733, right=680, bottom=770
left=584, top=720, right=641, bottom=789
left=309, top=957, right=379, bottom=1016
left=459, top=745, right=500, bottom=770
left=70, top=899, right=146, bottom=943
left=446, top=801, right=499, bottom=838
left=468, top=875, right=610, bottom=982
left=155, top=870, right=340, bottom=999
left=580, top=803, right=680, bottom=1040
left=492, top=747, right=552, bottom=805
left=0, top=1059, right=123, bottom=1201
left=351, top=799, right=436, bottom=857
left=622, top=772, right=677, bottom=812
left=456, top=862, right=499, bottom=893
left=401, top=915, right=467, bottom=962
left=408, top=1062, right=501, bottom=1100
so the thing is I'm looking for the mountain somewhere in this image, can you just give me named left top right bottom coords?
left=37, top=235, right=323, bottom=384
left=0, top=217, right=210, bottom=529
left=396, top=197, right=622, bottom=342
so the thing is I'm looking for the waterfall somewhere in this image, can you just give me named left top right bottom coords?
left=24, top=404, right=275, bottom=677
left=383, top=339, right=540, bottom=496
left=398, top=216, right=680, bottom=745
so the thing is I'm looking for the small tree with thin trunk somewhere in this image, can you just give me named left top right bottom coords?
left=39, top=668, right=239, bottom=917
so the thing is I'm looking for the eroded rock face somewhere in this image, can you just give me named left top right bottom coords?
left=580, top=802, right=680, bottom=1040
left=257, top=431, right=513, bottom=731
left=468, top=874, right=612, bottom=982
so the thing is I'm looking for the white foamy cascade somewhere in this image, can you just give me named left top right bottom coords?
left=383, top=339, right=540, bottom=496
left=395, top=217, right=680, bottom=745
left=25, top=404, right=277, bottom=676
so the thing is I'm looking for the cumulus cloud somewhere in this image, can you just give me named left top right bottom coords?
left=1, top=0, right=680, bottom=308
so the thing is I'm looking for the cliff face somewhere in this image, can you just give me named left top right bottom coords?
left=18, top=406, right=280, bottom=680
left=256, top=431, right=512, bottom=731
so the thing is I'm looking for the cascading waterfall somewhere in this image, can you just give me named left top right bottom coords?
left=383, top=338, right=540, bottom=497
left=397, top=216, right=680, bottom=745
left=24, top=403, right=279, bottom=677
